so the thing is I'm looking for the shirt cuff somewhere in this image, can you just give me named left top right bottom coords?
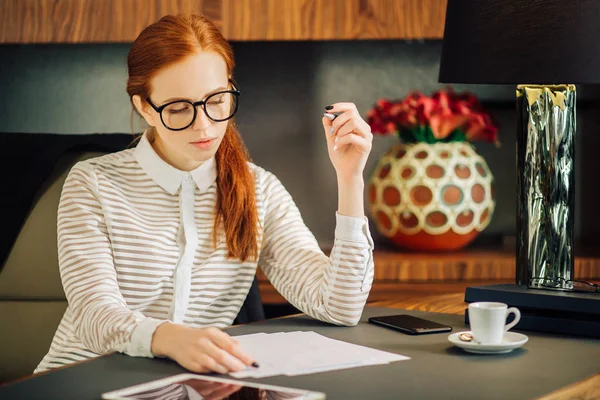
left=128, top=318, right=170, bottom=358
left=334, top=212, right=373, bottom=244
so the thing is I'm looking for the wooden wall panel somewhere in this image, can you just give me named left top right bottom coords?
left=0, top=0, right=447, bottom=43
left=221, top=0, right=447, bottom=41
left=0, top=0, right=219, bottom=43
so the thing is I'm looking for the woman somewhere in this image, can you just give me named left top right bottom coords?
left=36, top=13, right=374, bottom=375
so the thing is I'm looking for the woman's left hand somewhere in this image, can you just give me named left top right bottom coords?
left=322, top=102, right=373, bottom=183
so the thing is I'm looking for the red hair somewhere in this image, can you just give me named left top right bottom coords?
left=126, top=14, right=259, bottom=262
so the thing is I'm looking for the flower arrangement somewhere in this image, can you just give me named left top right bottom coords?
left=367, top=88, right=499, bottom=145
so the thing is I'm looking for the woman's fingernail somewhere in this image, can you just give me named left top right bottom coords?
left=251, top=362, right=260, bottom=368
left=329, top=127, right=335, bottom=134
left=324, top=113, right=335, bottom=121
left=333, top=144, right=338, bottom=151
left=325, top=105, right=334, bottom=110
left=334, top=137, right=338, bottom=144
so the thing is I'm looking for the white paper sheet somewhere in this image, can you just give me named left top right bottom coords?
left=230, top=331, right=410, bottom=378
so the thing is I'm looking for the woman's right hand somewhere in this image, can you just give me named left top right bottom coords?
left=151, top=322, right=256, bottom=374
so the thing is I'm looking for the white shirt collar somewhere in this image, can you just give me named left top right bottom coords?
left=134, top=130, right=217, bottom=195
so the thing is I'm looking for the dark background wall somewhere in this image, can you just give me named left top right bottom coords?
left=1, top=41, right=599, bottom=247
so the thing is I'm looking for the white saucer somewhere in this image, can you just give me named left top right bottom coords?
left=448, top=331, right=529, bottom=354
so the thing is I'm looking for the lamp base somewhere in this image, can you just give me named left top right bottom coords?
left=516, top=84, right=576, bottom=288
left=464, top=284, right=600, bottom=338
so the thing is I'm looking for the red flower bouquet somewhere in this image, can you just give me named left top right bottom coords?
left=367, top=88, right=499, bottom=145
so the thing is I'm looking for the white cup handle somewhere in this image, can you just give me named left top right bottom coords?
left=504, top=307, right=521, bottom=332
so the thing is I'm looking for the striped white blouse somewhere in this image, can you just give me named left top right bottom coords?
left=35, top=132, right=374, bottom=373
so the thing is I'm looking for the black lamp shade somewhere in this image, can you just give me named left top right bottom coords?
left=439, top=0, right=600, bottom=84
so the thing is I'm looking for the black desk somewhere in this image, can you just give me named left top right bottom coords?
left=1, top=307, right=598, bottom=400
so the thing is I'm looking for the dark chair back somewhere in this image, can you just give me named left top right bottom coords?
left=233, top=276, right=265, bottom=325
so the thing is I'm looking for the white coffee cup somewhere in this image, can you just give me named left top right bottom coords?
left=468, top=302, right=521, bottom=344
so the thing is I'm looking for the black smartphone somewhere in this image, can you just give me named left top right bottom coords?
left=368, top=314, right=453, bottom=335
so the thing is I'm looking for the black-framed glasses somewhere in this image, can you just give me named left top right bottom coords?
left=529, top=277, right=600, bottom=293
left=146, top=83, right=240, bottom=131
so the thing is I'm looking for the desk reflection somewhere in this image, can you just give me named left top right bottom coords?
left=124, top=378, right=307, bottom=400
